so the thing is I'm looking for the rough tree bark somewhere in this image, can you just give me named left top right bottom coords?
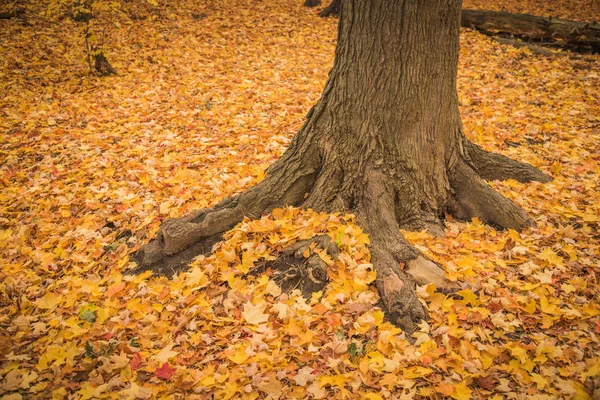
left=134, top=0, right=551, bottom=331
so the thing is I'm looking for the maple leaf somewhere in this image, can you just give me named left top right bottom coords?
left=242, top=301, right=269, bottom=325
left=271, top=302, right=289, bottom=320
left=99, top=352, right=130, bottom=373
left=120, top=382, right=153, bottom=399
left=79, top=304, right=98, bottom=323
left=293, top=366, right=317, bottom=386
left=153, top=343, right=179, bottom=364
left=36, top=292, right=62, bottom=309
left=1, top=394, right=23, bottom=400
left=155, top=362, right=176, bottom=380
left=450, top=381, right=472, bottom=400
left=130, top=352, right=142, bottom=370
left=105, top=282, right=126, bottom=297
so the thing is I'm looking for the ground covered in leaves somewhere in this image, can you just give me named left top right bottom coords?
left=1, top=0, right=599, bottom=399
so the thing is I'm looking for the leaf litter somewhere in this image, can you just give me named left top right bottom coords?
left=0, top=0, right=599, bottom=399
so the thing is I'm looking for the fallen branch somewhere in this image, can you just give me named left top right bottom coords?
left=0, top=9, right=24, bottom=19
left=461, top=9, right=600, bottom=54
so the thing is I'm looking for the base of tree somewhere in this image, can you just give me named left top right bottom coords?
left=133, top=133, right=550, bottom=331
left=94, top=53, right=117, bottom=76
left=133, top=0, right=552, bottom=331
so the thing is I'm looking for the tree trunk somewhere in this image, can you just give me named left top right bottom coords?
left=318, top=0, right=341, bottom=18
left=133, top=0, right=550, bottom=331
left=94, top=52, right=117, bottom=76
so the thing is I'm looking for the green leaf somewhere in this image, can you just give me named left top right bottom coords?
left=79, top=304, right=98, bottom=323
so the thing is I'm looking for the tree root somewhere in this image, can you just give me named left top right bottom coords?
left=133, top=198, right=246, bottom=274
left=253, top=235, right=339, bottom=297
left=464, top=140, right=552, bottom=183
left=0, top=9, right=25, bottom=20
left=448, top=160, right=534, bottom=231
left=354, top=171, right=458, bottom=332
left=406, top=256, right=459, bottom=293
left=133, top=156, right=320, bottom=275
left=132, top=136, right=547, bottom=331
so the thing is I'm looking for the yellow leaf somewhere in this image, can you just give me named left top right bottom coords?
left=530, top=373, right=547, bottom=389
left=450, top=381, right=472, bottom=400
left=36, top=292, right=62, bottom=309
left=538, top=247, right=564, bottom=267
left=242, top=301, right=269, bottom=325
left=540, top=296, right=562, bottom=315
left=319, top=374, right=349, bottom=388
left=457, top=289, right=479, bottom=306
left=78, top=382, right=96, bottom=400
left=120, top=382, right=153, bottom=399
left=2, top=395, right=23, bottom=400
left=52, top=388, right=67, bottom=400
left=226, top=345, right=249, bottom=364
left=153, top=343, right=179, bottom=363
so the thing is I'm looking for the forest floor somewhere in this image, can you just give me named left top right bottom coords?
left=0, top=0, right=599, bottom=399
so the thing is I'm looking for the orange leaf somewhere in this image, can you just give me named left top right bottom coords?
left=105, top=282, right=126, bottom=297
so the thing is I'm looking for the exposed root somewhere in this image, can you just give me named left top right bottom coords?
left=464, top=140, right=552, bottom=183
left=131, top=231, right=222, bottom=277
left=355, top=171, right=458, bottom=332
left=0, top=9, right=25, bottom=20
left=253, top=235, right=339, bottom=297
left=133, top=158, right=320, bottom=275
left=131, top=131, right=547, bottom=330
left=406, top=256, right=460, bottom=293
left=448, top=160, right=534, bottom=231
left=133, top=200, right=245, bottom=274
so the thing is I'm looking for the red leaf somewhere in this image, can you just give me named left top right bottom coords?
left=98, top=332, right=113, bottom=340
left=156, top=362, right=176, bottom=380
left=130, top=352, right=142, bottom=370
